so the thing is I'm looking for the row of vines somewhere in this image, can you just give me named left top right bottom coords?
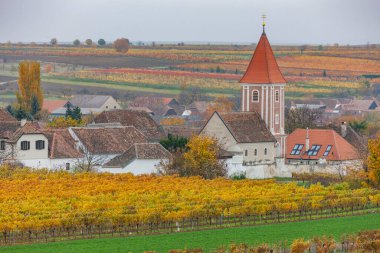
left=0, top=167, right=379, bottom=244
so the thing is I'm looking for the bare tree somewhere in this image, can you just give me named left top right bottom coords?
left=74, top=135, right=107, bottom=172
left=285, top=107, right=323, bottom=134
left=0, top=141, right=16, bottom=164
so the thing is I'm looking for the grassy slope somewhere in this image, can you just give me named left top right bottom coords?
left=3, top=213, right=380, bottom=253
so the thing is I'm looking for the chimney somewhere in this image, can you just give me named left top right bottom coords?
left=20, top=119, right=27, bottom=127
left=341, top=121, right=347, bottom=137
left=305, top=128, right=310, bottom=151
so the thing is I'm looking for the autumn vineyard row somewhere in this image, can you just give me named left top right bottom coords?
left=0, top=167, right=379, bottom=245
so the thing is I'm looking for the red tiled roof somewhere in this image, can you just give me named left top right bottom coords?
left=41, top=129, right=83, bottom=159
left=0, top=109, right=17, bottom=122
left=239, top=33, right=286, bottom=84
left=42, top=100, right=68, bottom=113
left=286, top=129, right=359, bottom=161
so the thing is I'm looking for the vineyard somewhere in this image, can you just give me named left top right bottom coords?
left=0, top=167, right=379, bottom=245
left=1, top=44, right=380, bottom=99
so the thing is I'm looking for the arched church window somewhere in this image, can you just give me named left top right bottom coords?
left=254, top=149, right=257, bottom=156
left=252, top=90, right=259, bottom=102
left=275, top=90, right=280, bottom=102
left=245, top=150, right=248, bottom=156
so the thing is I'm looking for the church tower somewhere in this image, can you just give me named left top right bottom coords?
left=239, top=19, right=287, bottom=157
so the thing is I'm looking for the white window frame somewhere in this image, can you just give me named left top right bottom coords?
left=252, top=90, right=259, bottom=103
left=275, top=114, right=279, bottom=124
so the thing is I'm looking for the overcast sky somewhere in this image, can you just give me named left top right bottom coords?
left=0, top=0, right=379, bottom=45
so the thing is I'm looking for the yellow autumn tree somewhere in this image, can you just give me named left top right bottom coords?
left=368, top=134, right=380, bottom=186
left=48, top=116, right=83, bottom=128
left=205, top=96, right=235, bottom=119
left=16, top=61, right=43, bottom=114
left=182, top=135, right=227, bottom=179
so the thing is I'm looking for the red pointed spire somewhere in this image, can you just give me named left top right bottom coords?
left=239, top=32, right=286, bottom=84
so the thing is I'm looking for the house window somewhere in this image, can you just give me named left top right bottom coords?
left=252, top=90, right=259, bottom=102
left=66, top=163, right=70, bottom=170
left=245, top=150, right=248, bottom=156
left=106, top=106, right=109, bottom=109
left=35, top=140, right=45, bottom=150
left=307, top=145, right=321, bottom=156
left=20, top=141, right=30, bottom=151
left=0, top=140, right=5, bottom=150
left=323, top=145, right=332, bottom=156
left=114, top=106, right=116, bottom=109
left=264, top=148, right=267, bottom=155
left=275, top=90, right=280, bottom=102
left=275, top=114, right=279, bottom=124
left=254, top=149, right=257, bottom=156
left=290, top=144, right=303, bottom=155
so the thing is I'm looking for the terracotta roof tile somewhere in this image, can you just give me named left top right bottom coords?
left=94, top=109, right=165, bottom=141
left=286, top=129, right=359, bottom=161
left=104, top=143, right=171, bottom=167
left=0, top=109, right=17, bottom=122
left=72, top=126, right=147, bottom=154
left=42, top=100, right=69, bottom=113
left=7, top=122, right=41, bottom=143
left=41, top=129, right=83, bottom=159
left=217, top=112, right=276, bottom=143
left=239, top=33, right=286, bottom=84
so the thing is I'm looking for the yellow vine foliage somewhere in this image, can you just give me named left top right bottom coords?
left=47, top=116, right=83, bottom=128
left=368, top=134, right=380, bottom=185
left=0, top=166, right=378, bottom=232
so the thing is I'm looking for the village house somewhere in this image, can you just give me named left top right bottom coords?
left=285, top=128, right=361, bottom=174
left=68, top=95, right=122, bottom=115
left=41, top=100, right=72, bottom=117
left=93, top=109, right=166, bottom=141
left=339, top=99, right=380, bottom=116
left=200, top=111, right=277, bottom=178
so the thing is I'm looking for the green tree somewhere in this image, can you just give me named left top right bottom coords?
left=349, top=120, right=368, bottom=134
left=73, top=39, right=80, bottom=46
left=160, top=134, right=188, bottom=152
left=30, top=95, right=40, bottom=116
left=85, top=39, right=92, bottom=46
left=97, top=38, right=106, bottom=46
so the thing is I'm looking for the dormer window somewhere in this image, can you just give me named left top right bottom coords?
left=21, top=141, right=30, bottom=150
left=36, top=140, right=45, bottom=150
left=252, top=90, right=259, bottom=102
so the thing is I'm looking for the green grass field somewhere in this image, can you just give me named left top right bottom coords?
left=2, top=213, right=380, bottom=253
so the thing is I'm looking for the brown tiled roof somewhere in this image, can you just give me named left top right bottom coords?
left=0, top=109, right=17, bottom=122
left=0, top=122, right=20, bottom=139
left=7, top=122, right=41, bottom=143
left=286, top=128, right=359, bottom=161
left=129, top=97, right=182, bottom=117
left=239, top=32, right=286, bottom=84
left=216, top=112, right=276, bottom=143
left=69, top=95, right=113, bottom=108
left=341, top=100, right=378, bottom=111
left=104, top=143, right=171, bottom=167
left=41, top=129, right=83, bottom=159
left=42, top=100, right=69, bottom=113
left=72, top=126, right=147, bottom=154
left=94, top=110, right=165, bottom=141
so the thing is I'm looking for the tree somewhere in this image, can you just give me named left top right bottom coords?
left=50, top=38, right=57, bottom=46
left=285, top=107, right=323, bottom=134
left=160, top=135, right=227, bottom=179
left=299, top=45, right=307, bottom=54
left=65, top=104, right=82, bottom=121
left=85, top=39, right=92, bottom=46
left=30, top=95, right=40, bottom=116
left=205, top=96, right=235, bottom=119
left=113, top=38, right=130, bottom=53
left=160, top=134, right=188, bottom=152
left=74, top=134, right=106, bottom=172
left=16, top=61, right=43, bottom=115
left=367, top=134, right=380, bottom=185
left=178, top=86, right=203, bottom=105
left=349, top=120, right=368, bottom=134
left=97, top=38, right=106, bottom=46
left=48, top=116, right=83, bottom=128
left=73, top=39, right=80, bottom=46
left=182, top=135, right=227, bottom=179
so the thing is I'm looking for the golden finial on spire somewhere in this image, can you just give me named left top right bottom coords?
left=262, top=14, right=266, bottom=27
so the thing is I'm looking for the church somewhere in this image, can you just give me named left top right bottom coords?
left=200, top=21, right=361, bottom=178
left=200, top=21, right=288, bottom=178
